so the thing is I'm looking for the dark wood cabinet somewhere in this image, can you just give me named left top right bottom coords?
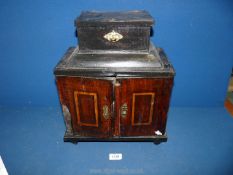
left=56, top=70, right=174, bottom=143
left=54, top=11, right=175, bottom=143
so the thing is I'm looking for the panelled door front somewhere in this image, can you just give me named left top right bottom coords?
left=57, top=77, right=113, bottom=138
left=115, top=78, right=164, bottom=137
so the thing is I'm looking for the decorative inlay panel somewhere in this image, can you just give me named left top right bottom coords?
left=132, top=93, right=155, bottom=126
left=74, top=91, right=98, bottom=127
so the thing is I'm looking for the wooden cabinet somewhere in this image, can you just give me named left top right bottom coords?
left=54, top=11, right=175, bottom=143
left=56, top=75, right=174, bottom=143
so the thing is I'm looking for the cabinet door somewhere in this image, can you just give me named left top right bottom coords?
left=56, top=77, right=113, bottom=138
left=115, top=78, right=173, bottom=137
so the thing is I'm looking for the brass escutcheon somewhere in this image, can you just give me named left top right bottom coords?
left=103, top=105, right=110, bottom=119
left=103, top=30, right=123, bottom=42
left=121, top=103, right=128, bottom=118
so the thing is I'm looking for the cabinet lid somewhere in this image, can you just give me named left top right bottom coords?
left=76, top=10, right=154, bottom=27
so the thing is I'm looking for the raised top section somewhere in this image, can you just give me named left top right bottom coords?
left=76, top=10, right=154, bottom=26
left=54, top=43, right=175, bottom=77
left=75, top=10, right=154, bottom=52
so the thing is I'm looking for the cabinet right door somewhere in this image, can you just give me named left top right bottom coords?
left=116, top=78, right=173, bottom=137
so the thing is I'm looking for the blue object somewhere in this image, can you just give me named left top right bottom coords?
left=0, top=0, right=232, bottom=107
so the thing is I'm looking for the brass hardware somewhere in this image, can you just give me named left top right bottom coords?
left=114, top=81, right=121, bottom=87
left=121, top=103, right=128, bottom=118
left=103, top=105, right=110, bottom=119
left=104, top=30, right=123, bottom=42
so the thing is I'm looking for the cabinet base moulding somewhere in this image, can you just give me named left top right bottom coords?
left=64, top=132, right=167, bottom=144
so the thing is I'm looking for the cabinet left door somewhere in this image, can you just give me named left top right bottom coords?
left=56, top=76, right=113, bottom=138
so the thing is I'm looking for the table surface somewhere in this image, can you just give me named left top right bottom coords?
left=0, top=106, right=232, bottom=175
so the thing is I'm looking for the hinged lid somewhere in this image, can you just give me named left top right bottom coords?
left=76, top=10, right=154, bottom=27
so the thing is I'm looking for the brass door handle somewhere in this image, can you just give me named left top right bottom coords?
left=103, top=105, right=110, bottom=119
left=121, top=103, right=128, bottom=118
